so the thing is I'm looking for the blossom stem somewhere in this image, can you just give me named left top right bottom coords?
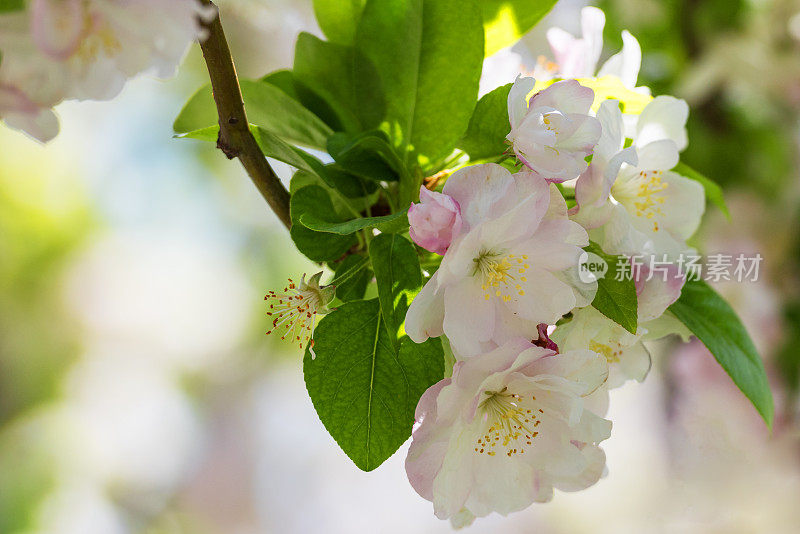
left=196, top=0, right=292, bottom=229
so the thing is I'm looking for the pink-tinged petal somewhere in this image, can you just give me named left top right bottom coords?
left=507, top=75, right=535, bottom=130
left=546, top=7, right=605, bottom=79
left=406, top=378, right=451, bottom=501
left=442, top=278, right=496, bottom=357
left=594, top=99, right=625, bottom=160
left=443, top=163, right=516, bottom=230
left=408, top=186, right=463, bottom=255
left=633, top=261, right=686, bottom=322
left=31, top=0, right=85, bottom=60
left=598, top=30, right=642, bottom=89
left=530, top=79, right=595, bottom=115
left=405, top=271, right=445, bottom=343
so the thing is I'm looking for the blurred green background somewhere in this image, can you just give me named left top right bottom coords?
left=1, top=1, right=799, bottom=533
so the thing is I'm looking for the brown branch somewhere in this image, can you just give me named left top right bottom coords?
left=197, top=0, right=292, bottom=229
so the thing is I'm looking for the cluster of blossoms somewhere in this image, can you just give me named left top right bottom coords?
left=402, top=8, right=706, bottom=527
left=0, top=0, right=212, bottom=141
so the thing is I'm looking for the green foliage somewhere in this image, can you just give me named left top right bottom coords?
left=327, top=131, right=405, bottom=182
left=290, top=186, right=357, bottom=262
left=261, top=70, right=346, bottom=132
left=369, top=233, right=420, bottom=343
left=673, top=162, right=729, bottom=218
left=304, top=299, right=443, bottom=471
left=301, top=210, right=408, bottom=235
left=330, top=255, right=372, bottom=302
left=584, top=242, right=638, bottom=334
left=173, top=80, right=332, bottom=148
left=293, top=32, right=385, bottom=133
left=0, top=0, right=24, bottom=13
left=312, top=0, right=367, bottom=44
left=669, top=279, right=774, bottom=427
left=459, top=83, right=512, bottom=160
left=356, top=0, right=484, bottom=166
left=481, top=0, right=558, bottom=56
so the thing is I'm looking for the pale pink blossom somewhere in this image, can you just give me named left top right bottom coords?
left=507, top=77, right=601, bottom=182
left=405, top=164, right=596, bottom=357
left=408, top=186, right=463, bottom=255
left=406, top=339, right=611, bottom=523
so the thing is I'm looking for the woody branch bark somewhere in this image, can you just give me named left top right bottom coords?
left=197, top=0, right=291, bottom=228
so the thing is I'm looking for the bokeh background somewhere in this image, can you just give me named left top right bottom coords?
left=2, top=0, right=800, bottom=532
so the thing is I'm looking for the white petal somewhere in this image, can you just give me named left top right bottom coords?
left=507, top=75, right=535, bottom=130
left=636, top=96, right=689, bottom=151
left=657, top=171, right=706, bottom=240
left=405, top=271, right=445, bottom=343
left=598, top=30, right=642, bottom=89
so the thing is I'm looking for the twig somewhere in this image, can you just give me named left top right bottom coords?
left=197, top=0, right=292, bottom=228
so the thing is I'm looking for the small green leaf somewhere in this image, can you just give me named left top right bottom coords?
left=673, top=162, right=730, bottom=219
left=458, top=83, right=512, bottom=160
left=0, top=0, right=24, bottom=13
left=369, top=233, right=422, bottom=343
left=356, top=0, right=484, bottom=166
left=261, top=70, right=344, bottom=132
left=312, top=0, right=367, bottom=44
left=290, top=186, right=357, bottom=262
left=304, top=300, right=443, bottom=471
left=175, top=124, right=319, bottom=176
left=294, top=32, right=385, bottom=133
left=301, top=210, right=408, bottom=235
left=669, top=279, right=774, bottom=427
left=327, top=131, right=406, bottom=182
left=173, top=80, right=332, bottom=149
left=584, top=242, right=638, bottom=334
left=481, top=0, right=558, bottom=56
left=330, top=255, right=371, bottom=302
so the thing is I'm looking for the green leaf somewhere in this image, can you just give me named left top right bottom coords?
left=584, top=242, right=638, bottom=334
left=173, top=80, right=332, bottom=149
left=301, top=210, right=408, bottom=236
left=356, top=0, right=484, bottom=166
left=328, top=131, right=406, bottom=181
left=0, top=0, right=24, bottom=13
left=312, top=0, right=367, bottom=44
left=293, top=32, right=385, bottom=133
left=369, top=233, right=422, bottom=343
left=304, top=299, right=443, bottom=471
left=673, top=161, right=730, bottom=219
left=481, top=0, right=558, bottom=56
left=668, top=279, right=774, bottom=427
left=330, top=255, right=371, bottom=302
left=290, top=186, right=358, bottom=262
left=261, top=69, right=345, bottom=132
left=458, top=83, right=512, bottom=160
left=176, top=124, right=320, bottom=176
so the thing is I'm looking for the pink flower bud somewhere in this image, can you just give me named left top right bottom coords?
left=408, top=186, right=462, bottom=255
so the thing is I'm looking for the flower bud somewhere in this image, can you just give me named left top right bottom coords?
left=408, top=186, right=462, bottom=255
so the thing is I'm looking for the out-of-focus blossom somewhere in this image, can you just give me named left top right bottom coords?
left=405, top=164, right=594, bottom=357
left=540, top=6, right=643, bottom=90
left=507, top=77, right=601, bottom=182
left=406, top=339, right=610, bottom=524
left=0, top=0, right=213, bottom=141
left=408, top=186, right=463, bottom=255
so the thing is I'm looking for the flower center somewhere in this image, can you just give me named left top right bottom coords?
left=264, top=279, right=322, bottom=349
left=589, top=340, right=622, bottom=363
left=473, top=250, right=529, bottom=302
left=613, top=170, right=668, bottom=232
left=474, top=387, right=543, bottom=457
